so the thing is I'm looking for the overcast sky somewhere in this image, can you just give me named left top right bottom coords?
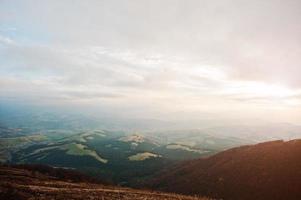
left=1, top=0, right=301, bottom=124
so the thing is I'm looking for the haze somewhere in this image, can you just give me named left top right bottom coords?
left=1, top=0, right=301, bottom=124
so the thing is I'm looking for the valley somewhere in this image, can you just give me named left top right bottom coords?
left=1, top=125, right=246, bottom=186
left=1, top=109, right=301, bottom=199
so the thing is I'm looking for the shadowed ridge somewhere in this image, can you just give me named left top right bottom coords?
left=151, top=139, right=301, bottom=200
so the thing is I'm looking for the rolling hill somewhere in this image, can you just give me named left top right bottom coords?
left=2, top=127, right=237, bottom=186
left=151, top=139, right=301, bottom=200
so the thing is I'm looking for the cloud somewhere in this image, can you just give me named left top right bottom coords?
left=1, top=0, right=301, bottom=123
left=0, top=35, right=15, bottom=45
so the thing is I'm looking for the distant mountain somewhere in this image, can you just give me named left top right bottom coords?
left=0, top=165, right=210, bottom=200
left=2, top=130, right=221, bottom=186
left=7, top=131, right=169, bottom=185
left=199, top=123, right=301, bottom=142
left=151, top=139, right=301, bottom=200
left=147, top=129, right=252, bottom=151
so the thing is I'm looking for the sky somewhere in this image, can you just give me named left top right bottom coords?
left=0, top=0, right=301, bottom=124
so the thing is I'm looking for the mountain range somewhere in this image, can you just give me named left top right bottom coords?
left=2, top=126, right=246, bottom=186
left=1, top=108, right=301, bottom=199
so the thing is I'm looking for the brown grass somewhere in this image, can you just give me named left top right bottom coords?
left=0, top=166, right=211, bottom=200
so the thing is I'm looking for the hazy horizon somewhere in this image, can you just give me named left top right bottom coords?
left=1, top=0, right=301, bottom=125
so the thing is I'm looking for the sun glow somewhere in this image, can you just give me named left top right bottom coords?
left=241, top=82, right=296, bottom=98
left=222, top=80, right=301, bottom=105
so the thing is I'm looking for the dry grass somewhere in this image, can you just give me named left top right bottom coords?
left=0, top=166, right=211, bottom=200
